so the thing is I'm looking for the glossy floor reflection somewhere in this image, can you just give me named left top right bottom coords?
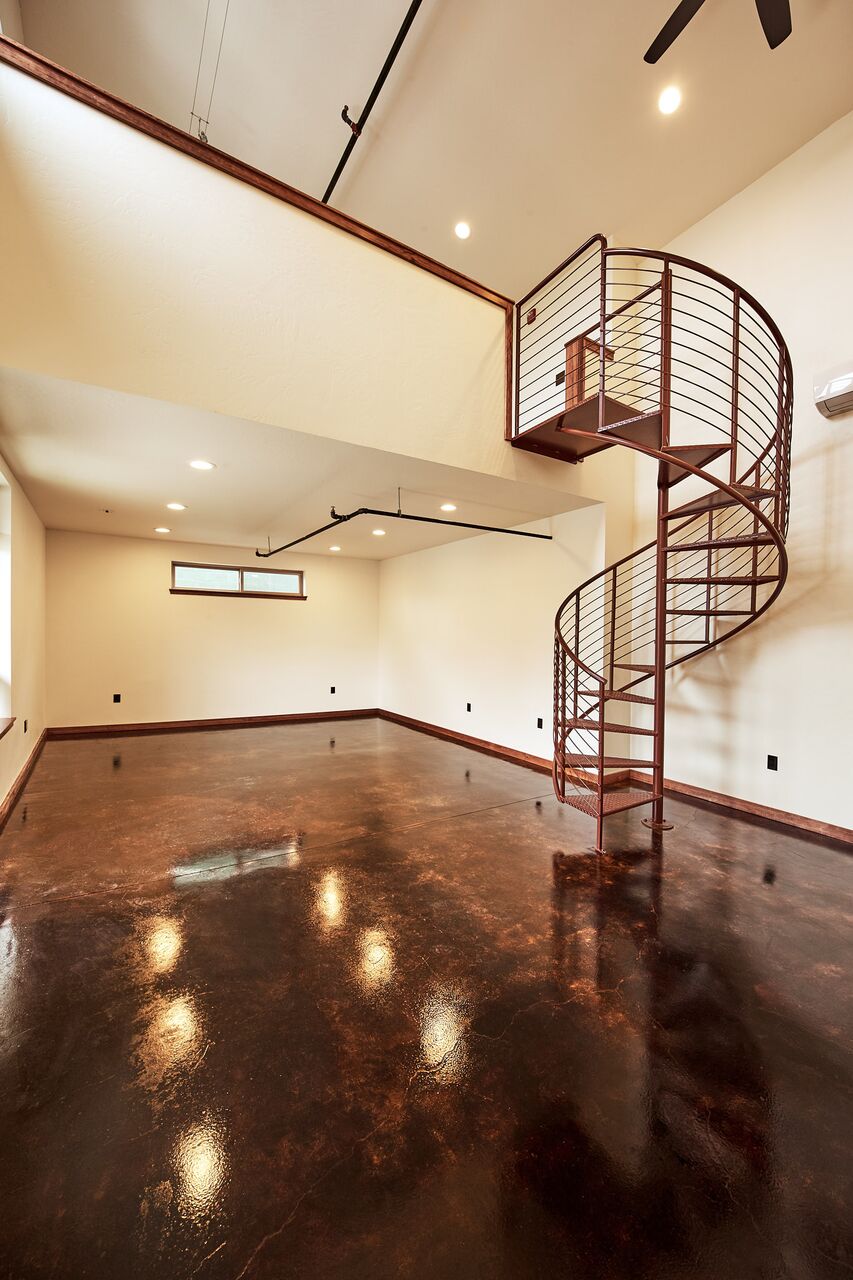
left=0, top=719, right=851, bottom=1278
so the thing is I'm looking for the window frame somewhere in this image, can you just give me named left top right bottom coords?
left=170, top=560, right=306, bottom=601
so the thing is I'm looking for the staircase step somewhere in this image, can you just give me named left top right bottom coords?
left=667, top=608, right=752, bottom=617
left=579, top=689, right=655, bottom=705
left=597, top=411, right=663, bottom=451
left=562, top=754, right=655, bottom=769
left=665, top=484, right=776, bottom=520
left=667, top=575, right=778, bottom=586
left=562, top=790, right=659, bottom=818
left=659, top=442, right=733, bottom=487
left=613, top=663, right=655, bottom=673
left=667, top=533, right=775, bottom=552
left=565, top=718, right=656, bottom=737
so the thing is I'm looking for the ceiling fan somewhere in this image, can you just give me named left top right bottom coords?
left=644, top=0, right=792, bottom=63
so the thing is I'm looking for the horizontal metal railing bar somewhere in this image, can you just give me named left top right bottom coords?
left=517, top=234, right=605, bottom=307
left=519, top=258, right=602, bottom=326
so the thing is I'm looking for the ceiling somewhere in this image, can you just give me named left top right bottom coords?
left=0, top=368, right=590, bottom=558
left=14, top=0, right=853, bottom=297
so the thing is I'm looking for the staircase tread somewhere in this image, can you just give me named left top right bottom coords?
left=561, top=754, right=655, bottom=769
left=565, top=718, right=656, bottom=736
left=667, top=534, right=775, bottom=551
left=666, top=484, right=777, bottom=519
left=579, top=689, right=655, bottom=705
left=667, top=575, right=778, bottom=585
left=667, top=608, right=752, bottom=616
left=659, top=442, right=734, bottom=487
left=613, top=663, right=655, bottom=672
left=562, top=790, right=659, bottom=817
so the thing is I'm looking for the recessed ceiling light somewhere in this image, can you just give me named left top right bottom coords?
left=454, top=221, right=471, bottom=240
left=372, top=529, right=386, bottom=537
left=154, top=527, right=171, bottom=534
left=440, top=502, right=457, bottom=512
left=329, top=545, right=341, bottom=552
left=189, top=459, right=215, bottom=470
left=658, top=86, right=681, bottom=115
left=166, top=503, right=187, bottom=511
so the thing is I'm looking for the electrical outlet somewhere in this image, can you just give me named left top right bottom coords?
left=537, top=717, right=543, bottom=729
left=330, top=685, right=335, bottom=694
left=767, top=754, right=778, bottom=771
left=466, top=702, right=471, bottom=712
left=113, top=693, right=121, bottom=704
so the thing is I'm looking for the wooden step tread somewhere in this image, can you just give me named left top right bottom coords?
left=579, top=689, right=655, bottom=705
left=562, top=754, right=655, bottom=769
left=667, top=534, right=775, bottom=552
left=614, top=663, right=655, bottom=673
left=562, top=790, right=659, bottom=818
left=666, top=484, right=776, bottom=520
left=667, top=575, right=778, bottom=586
left=565, top=718, right=656, bottom=736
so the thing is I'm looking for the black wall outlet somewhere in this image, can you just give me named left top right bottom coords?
left=23, top=719, right=27, bottom=733
left=537, top=717, right=543, bottom=729
left=330, top=685, right=335, bottom=694
left=466, top=702, right=471, bottom=712
left=767, top=754, right=778, bottom=771
left=113, top=693, right=121, bottom=704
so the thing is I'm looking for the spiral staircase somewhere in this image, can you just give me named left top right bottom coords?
left=511, top=235, right=793, bottom=850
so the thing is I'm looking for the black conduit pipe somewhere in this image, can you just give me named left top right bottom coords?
left=256, top=507, right=552, bottom=558
left=322, top=0, right=425, bottom=204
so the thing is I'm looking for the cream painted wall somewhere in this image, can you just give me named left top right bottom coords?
left=378, top=505, right=605, bottom=760
left=0, top=59, right=637, bottom=519
left=46, top=532, right=379, bottom=726
left=634, top=109, right=853, bottom=829
left=0, top=447, right=46, bottom=804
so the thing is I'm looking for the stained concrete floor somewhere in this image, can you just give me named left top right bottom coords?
left=0, top=718, right=850, bottom=1279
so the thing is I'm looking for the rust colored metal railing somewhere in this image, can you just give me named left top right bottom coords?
left=512, top=236, right=793, bottom=850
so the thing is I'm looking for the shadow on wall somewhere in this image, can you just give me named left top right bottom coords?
left=666, top=430, right=852, bottom=798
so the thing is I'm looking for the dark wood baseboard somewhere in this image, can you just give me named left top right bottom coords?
left=377, top=709, right=552, bottom=775
left=48, top=709, right=380, bottom=739
left=0, top=730, right=47, bottom=829
left=626, top=770, right=853, bottom=847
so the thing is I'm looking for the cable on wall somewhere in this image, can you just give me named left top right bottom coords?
left=189, top=0, right=232, bottom=143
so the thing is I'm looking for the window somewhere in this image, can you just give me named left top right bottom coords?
left=171, top=562, right=305, bottom=600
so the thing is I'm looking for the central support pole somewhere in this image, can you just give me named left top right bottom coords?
left=644, top=263, right=674, bottom=835
left=643, top=476, right=673, bottom=832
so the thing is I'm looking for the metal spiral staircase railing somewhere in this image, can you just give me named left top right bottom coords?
left=510, top=235, right=793, bottom=850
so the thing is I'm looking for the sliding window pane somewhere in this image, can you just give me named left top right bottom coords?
left=174, top=564, right=240, bottom=591
left=242, top=571, right=302, bottom=595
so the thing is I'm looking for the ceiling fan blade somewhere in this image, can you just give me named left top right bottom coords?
left=644, top=0, right=709, bottom=64
left=754, top=0, right=792, bottom=49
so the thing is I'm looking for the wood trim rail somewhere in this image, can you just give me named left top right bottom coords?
left=625, top=770, right=853, bottom=847
left=46, top=709, right=380, bottom=739
left=0, top=717, right=16, bottom=742
left=0, top=729, right=47, bottom=829
left=0, top=37, right=513, bottom=313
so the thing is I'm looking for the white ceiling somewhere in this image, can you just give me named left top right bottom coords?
left=16, top=0, right=853, bottom=297
left=0, top=368, right=590, bottom=558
